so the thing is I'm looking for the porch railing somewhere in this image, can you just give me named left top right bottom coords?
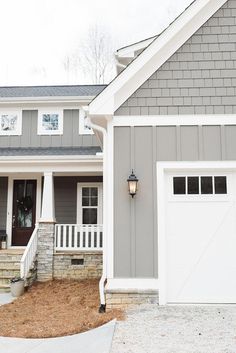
left=20, top=223, right=39, bottom=279
left=55, top=224, right=103, bottom=251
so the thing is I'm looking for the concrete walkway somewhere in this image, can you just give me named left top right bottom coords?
left=0, top=320, right=116, bottom=353
left=111, top=304, right=236, bottom=353
left=0, top=292, right=15, bottom=305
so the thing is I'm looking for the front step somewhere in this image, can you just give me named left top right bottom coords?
left=0, top=250, right=22, bottom=292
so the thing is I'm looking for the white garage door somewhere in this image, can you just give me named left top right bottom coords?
left=165, top=172, right=236, bottom=304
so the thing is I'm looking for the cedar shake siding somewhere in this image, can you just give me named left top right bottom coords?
left=115, top=0, right=236, bottom=116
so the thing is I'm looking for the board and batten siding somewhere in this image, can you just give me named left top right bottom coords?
left=114, top=125, right=236, bottom=278
left=54, top=176, right=103, bottom=224
left=0, top=110, right=100, bottom=148
left=115, top=0, right=236, bottom=116
left=0, top=177, right=8, bottom=230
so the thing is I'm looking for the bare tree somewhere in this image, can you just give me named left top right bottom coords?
left=78, top=25, right=115, bottom=84
left=62, top=25, right=115, bottom=84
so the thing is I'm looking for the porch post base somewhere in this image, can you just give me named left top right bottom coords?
left=37, top=222, right=55, bottom=281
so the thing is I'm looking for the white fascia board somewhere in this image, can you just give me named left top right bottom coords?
left=113, top=115, right=236, bottom=126
left=0, top=155, right=103, bottom=161
left=89, top=0, right=227, bottom=116
left=0, top=96, right=94, bottom=105
left=0, top=158, right=103, bottom=173
left=116, top=36, right=157, bottom=58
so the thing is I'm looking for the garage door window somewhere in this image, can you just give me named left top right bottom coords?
left=173, top=176, right=227, bottom=195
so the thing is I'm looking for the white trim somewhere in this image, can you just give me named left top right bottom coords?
left=0, top=158, right=102, bottom=174
left=79, top=109, right=94, bottom=135
left=0, top=96, right=95, bottom=104
left=89, top=0, right=228, bottom=115
left=6, top=174, right=42, bottom=247
left=106, top=278, right=159, bottom=291
left=116, top=36, right=157, bottom=58
left=76, top=183, right=103, bottom=224
left=0, top=110, right=22, bottom=135
left=157, top=161, right=236, bottom=305
left=40, top=172, right=55, bottom=223
left=37, top=108, right=63, bottom=135
left=106, top=120, right=114, bottom=278
left=113, top=115, right=236, bottom=127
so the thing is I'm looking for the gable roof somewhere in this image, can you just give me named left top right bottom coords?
left=0, top=85, right=106, bottom=101
left=89, top=0, right=228, bottom=116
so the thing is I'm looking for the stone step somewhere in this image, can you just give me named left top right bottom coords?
left=0, top=263, right=20, bottom=270
left=0, top=255, right=22, bottom=261
left=0, top=284, right=10, bottom=293
left=0, top=275, right=20, bottom=285
left=0, top=269, right=20, bottom=277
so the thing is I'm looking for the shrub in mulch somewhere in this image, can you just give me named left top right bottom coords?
left=0, top=279, right=124, bottom=338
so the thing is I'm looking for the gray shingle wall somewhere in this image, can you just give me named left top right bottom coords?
left=115, top=0, right=236, bottom=116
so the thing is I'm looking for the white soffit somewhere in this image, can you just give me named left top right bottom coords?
left=89, top=0, right=228, bottom=116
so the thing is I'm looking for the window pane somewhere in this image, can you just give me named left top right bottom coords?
left=188, top=177, right=199, bottom=194
left=173, top=177, right=186, bottom=195
left=82, top=197, right=89, bottom=206
left=83, top=208, right=97, bottom=224
left=201, top=177, right=213, bottom=194
left=215, top=176, right=227, bottom=194
left=82, top=188, right=89, bottom=197
left=91, top=188, right=98, bottom=197
left=91, top=197, right=98, bottom=206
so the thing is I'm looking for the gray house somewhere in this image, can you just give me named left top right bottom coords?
left=1, top=0, right=236, bottom=310
left=0, top=85, right=106, bottom=290
left=88, top=0, right=236, bottom=308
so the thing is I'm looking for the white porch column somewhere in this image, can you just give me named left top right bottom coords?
left=40, top=172, right=56, bottom=222
left=38, top=171, right=56, bottom=281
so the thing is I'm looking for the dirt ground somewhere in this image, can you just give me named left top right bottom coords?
left=0, top=279, right=124, bottom=338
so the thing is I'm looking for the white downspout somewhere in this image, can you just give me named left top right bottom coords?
left=85, top=116, right=107, bottom=312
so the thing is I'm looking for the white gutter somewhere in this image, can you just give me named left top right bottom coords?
left=85, top=116, right=107, bottom=312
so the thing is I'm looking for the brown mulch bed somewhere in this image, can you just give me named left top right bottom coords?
left=0, top=279, right=124, bottom=338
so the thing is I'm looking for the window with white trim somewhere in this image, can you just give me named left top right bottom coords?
left=0, top=110, right=22, bottom=135
left=37, top=109, right=63, bottom=135
left=173, top=176, right=227, bottom=195
left=77, top=183, right=102, bottom=224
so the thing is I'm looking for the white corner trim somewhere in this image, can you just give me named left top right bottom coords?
left=113, top=115, right=236, bottom=127
left=106, top=278, right=159, bottom=291
left=156, top=160, right=236, bottom=305
left=106, top=121, right=114, bottom=278
left=37, top=108, right=63, bottom=135
left=89, top=0, right=227, bottom=115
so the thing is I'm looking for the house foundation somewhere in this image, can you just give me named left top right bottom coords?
left=53, top=251, right=102, bottom=279
left=105, top=289, right=159, bottom=309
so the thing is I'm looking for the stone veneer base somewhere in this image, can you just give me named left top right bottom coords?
left=53, top=251, right=103, bottom=279
left=105, top=289, right=159, bottom=309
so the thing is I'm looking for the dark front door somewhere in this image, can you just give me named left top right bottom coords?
left=12, top=180, right=37, bottom=246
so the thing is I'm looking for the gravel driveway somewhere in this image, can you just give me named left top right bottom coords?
left=111, top=304, right=236, bottom=353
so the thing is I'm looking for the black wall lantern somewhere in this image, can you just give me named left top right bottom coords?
left=127, top=170, right=138, bottom=198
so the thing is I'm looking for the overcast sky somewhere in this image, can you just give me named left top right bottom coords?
left=0, top=0, right=192, bottom=86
